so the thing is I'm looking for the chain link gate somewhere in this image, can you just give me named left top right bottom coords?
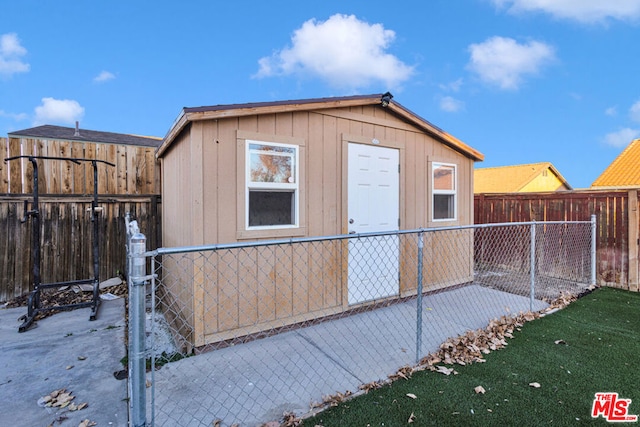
left=127, top=218, right=595, bottom=426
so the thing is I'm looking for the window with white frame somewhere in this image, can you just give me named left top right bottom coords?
left=246, top=140, right=298, bottom=228
left=432, top=163, right=456, bottom=221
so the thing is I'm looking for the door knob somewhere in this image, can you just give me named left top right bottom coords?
left=349, top=218, right=354, bottom=224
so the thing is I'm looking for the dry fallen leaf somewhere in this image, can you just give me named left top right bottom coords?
left=406, top=393, right=417, bottom=399
left=40, top=388, right=86, bottom=412
left=435, top=365, right=455, bottom=376
left=78, top=420, right=96, bottom=427
left=554, top=339, right=567, bottom=345
left=389, top=365, right=414, bottom=381
left=52, top=391, right=75, bottom=407
left=281, top=411, right=302, bottom=427
left=408, top=412, right=416, bottom=423
left=529, top=382, right=541, bottom=388
left=321, top=391, right=352, bottom=408
left=474, top=386, right=486, bottom=394
left=359, top=381, right=383, bottom=393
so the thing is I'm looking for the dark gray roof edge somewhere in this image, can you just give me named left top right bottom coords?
left=181, top=93, right=446, bottom=135
left=182, top=93, right=386, bottom=113
left=8, top=125, right=162, bottom=147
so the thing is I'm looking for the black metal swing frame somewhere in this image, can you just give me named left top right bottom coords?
left=3, top=155, right=115, bottom=332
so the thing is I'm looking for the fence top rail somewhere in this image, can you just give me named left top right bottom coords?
left=150, top=219, right=594, bottom=256
left=4, top=155, right=116, bottom=167
left=473, top=220, right=593, bottom=229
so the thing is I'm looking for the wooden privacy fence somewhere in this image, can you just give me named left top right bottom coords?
left=0, top=136, right=160, bottom=195
left=0, top=195, right=161, bottom=302
left=475, top=190, right=639, bottom=291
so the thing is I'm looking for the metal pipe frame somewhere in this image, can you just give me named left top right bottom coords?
left=3, top=155, right=115, bottom=332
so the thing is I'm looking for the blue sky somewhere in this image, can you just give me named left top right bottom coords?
left=2, top=1, right=640, bottom=189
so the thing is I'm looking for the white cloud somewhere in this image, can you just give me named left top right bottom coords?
left=604, top=127, right=640, bottom=147
left=605, top=106, right=617, bottom=116
left=439, top=96, right=465, bottom=113
left=630, top=100, right=640, bottom=122
left=254, top=14, right=414, bottom=90
left=467, top=36, right=555, bottom=90
left=0, top=109, right=28, bottom=121
left=33, top=97, right=85, bottom=126
left=0, top=33, right=30, bottom=78
left=439, top=78, right=464, bottom=92
left=94, top=70, right=115, bottom=83
left=491, top=0, right=640, bottom=24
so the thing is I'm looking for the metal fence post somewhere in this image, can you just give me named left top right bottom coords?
left=128, top=221, right=147, bottom=427
left=591, top=214, right=597, bottom=286
left=530, top=221, right=536, bottom=312
left=416, top=231, right=424, bottom=364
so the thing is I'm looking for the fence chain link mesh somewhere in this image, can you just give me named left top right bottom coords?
left=132, top=221, right=594, bottom=426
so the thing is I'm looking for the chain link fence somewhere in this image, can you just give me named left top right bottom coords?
left=127, top=219, right=595, bottom=426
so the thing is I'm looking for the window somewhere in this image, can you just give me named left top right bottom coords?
left=246, top=140, right=298, bottom=228
left=432, top=163, right=456, bottom=221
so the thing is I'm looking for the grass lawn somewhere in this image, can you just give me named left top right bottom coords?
left=303, top=287, right=640, bottom=426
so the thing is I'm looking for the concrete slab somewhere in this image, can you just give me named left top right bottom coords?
left=149, top=284, right=549, bottom=426
left=0, top=298, right=128, bottom=427
left=0, top=284, right=549, bottom=427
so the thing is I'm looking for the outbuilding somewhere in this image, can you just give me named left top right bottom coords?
left=156, top=93, right=484, bottom=346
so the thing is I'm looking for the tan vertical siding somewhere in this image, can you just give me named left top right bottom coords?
left=215, top=119, right=238, bottom=244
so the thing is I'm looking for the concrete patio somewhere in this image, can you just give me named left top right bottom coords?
left=148, top=284, right=549, bottom=426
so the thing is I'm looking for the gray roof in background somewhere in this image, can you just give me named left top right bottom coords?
left=8, top=125, right=162, bottom=148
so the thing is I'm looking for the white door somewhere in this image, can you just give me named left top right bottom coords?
left=347, top=143, right=400, bottom=305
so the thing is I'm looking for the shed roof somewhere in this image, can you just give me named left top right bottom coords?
left=157, top=93, right=484, bottom=161
left=9, top=124, right=162, bottom=147
left=474, top=162, right=572, bottom=193
left=591, top=138, right=640, bottom=188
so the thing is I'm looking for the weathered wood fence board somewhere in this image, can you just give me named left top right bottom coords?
left=0, top=138, right=8, bottom=193
left=0, top=195, right=161, bottom=302
left=475, top=190, right=639, bottom=291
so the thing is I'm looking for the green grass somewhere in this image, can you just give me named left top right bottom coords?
left=304, top=287, right=640, bottom=426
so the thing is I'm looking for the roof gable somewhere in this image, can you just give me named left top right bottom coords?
left=157, top=93, right=484, bottom=161
left=591, top=138, right=640, bottom=188
left=475, top=162, right=572, bottom=193
left=9, top=124, right=162, bottom=148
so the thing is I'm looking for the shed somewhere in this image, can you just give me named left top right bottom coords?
left=591, top=138, right=640, bottom=188
left=474, top=162, right=572, bottom=194
left=156, top=93, right=484, bottom=347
